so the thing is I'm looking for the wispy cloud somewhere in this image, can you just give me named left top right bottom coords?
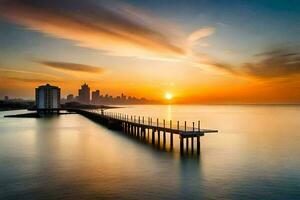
left=242, top=49, right=300, bottom=78
left=209, top=48, right=300, bottom=78
left=0, top=67, right=60, bottom=82
left=0, top=0, right=186, bottom=60
left=188, top=27, right=215, bottom=46
left=37, top=60, right=105, bottom=73
left=4, top=77, right=61, bottom=83
left=0, top=67, right=59, bottom=78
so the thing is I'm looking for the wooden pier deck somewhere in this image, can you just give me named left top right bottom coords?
left=70, top=109, right=218, bottom=155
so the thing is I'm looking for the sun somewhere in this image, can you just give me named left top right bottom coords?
left=165, top=92, right=173, bottom=100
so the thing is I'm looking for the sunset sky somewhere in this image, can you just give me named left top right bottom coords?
left=0, top=0, right=299, bottom=103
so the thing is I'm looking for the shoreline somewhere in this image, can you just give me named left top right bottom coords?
left=0, top=108, right=27, bottom=112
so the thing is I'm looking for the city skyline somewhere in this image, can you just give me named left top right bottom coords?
left=1, top=82, right=154, bottom=105
left=0, top=0, right=300, bottom=104
left=69, top=83, right=153, bottom=105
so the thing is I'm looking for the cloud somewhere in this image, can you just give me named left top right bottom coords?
left=4, top=77, right=60, bottom=83
left=188, top=27, right=215, bottom=46
left=210, top=62, right=240, bottom=75
left=0, top=68, right=57, bottom=78
left=242, top=50, right=300, bottom=77
left=209, top=48, right=300, bottom=78
left=0, top=0, right=186, bottom=60
left=199, top=43, right=211, bottom=47
left=0, top=67, right=60, bottom=82
left=37, top=60, right=105, bottom=73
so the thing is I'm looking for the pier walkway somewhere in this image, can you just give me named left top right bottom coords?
left=70, top=109, right=218, bottom=155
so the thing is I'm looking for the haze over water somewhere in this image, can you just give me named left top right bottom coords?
left=1, top=105, right=300, bottom=199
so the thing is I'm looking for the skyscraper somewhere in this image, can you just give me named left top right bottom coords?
left=78, top=83, right=90, bottom=104
left=66, top=94, right=74, bottom=102
left=35, top=84, right=60, bottom=109
left=91, top=90, right=100, bottom=104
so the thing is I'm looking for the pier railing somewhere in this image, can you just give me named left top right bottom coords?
left=72, top=109, right=218, bottom=155
left=88, top=109, right=216, bottom=134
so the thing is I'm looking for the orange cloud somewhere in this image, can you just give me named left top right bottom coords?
left=37, top=60, right=106, bottom=73
left=0, top=0, right=186, bottom=60
left=0, top=68, right=60, bottom=81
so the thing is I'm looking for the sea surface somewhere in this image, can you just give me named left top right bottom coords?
left=0, top=105, right=300, bottom=199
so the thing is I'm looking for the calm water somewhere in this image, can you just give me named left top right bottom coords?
left=0, top=105, right=300, bottom=199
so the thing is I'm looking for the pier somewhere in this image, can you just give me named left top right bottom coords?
left=71, top=109, right=218, bottom=155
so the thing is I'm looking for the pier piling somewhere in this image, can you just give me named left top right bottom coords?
left=170, top=120, right=173, bottom=150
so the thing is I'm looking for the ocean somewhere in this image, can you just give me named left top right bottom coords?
left=0, top=105, right=300, bottom=199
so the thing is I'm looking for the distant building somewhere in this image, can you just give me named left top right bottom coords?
left=78, top=83, right=90, bottom=104
left=91, top=90, right=100, bottom=104
left=67, top=94, right=74, bottom=102
left=35, top=84, right=60, bottom=109
left=73, top=83, right=152, bottom=105
left=121, top=93, right=126, bottom=100
left=60, top=98, right=67, bottom=104
left=4, top=96, right=9, bottom=101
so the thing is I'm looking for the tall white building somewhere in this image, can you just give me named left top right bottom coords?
left=35, top=84, right=61, bottom=109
